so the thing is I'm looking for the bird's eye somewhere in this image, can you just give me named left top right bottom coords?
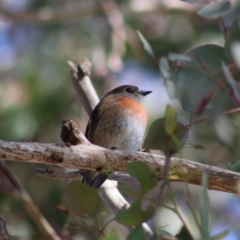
left=126, top=87, right=133, bottom=93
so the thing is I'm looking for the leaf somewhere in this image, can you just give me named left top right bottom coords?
left=61, top=180, right=99, bottom=217
left=221, top=62, right=240, bottom=98
left=197, top=1, right=231, bottom=19
left=136, top=30, right=155, bottom=58
left=212, top=114, right=239, bottom=148
left=209, top=229, right=229, bottom=240
left=115, top=199, right=154, bottom=227
left=225, top=18, right=240, bottom=55
left=143, top=118, right=188, bottom=154
left=200, top=172, right=210, bottom=238
left=127, top=226, right=146, bottom=240
left=127, top=162, right=157, bottom=195
left=164, top=105, right=177, bottom=135
left=175, top=225, right=193, bottom=240
left=231, top=42, right=240, bottom=69
left=158, top=230, right=172, bottom=237
left=159, top=57, right=176, bottom=99
left=175, top=44, right=229, bottom=113
left=168, top=53, right=192, bottom=62
left=228, top=160, right=240, bottom=172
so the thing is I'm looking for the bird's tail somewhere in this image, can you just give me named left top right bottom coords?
left=83, top=170, right=109, bottom=189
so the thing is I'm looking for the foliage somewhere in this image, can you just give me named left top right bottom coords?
left=1, top=0, right=240, bottom=239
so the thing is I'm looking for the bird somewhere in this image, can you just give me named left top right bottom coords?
left=83, top=85, right=152, bottom=188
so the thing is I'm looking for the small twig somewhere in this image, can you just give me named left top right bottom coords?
left=0, top=161, right=61, bottom=240
left=185, top=184, right=203, bottom=236
left=35, top=168, right=83, bottom=180
left=0, top=217, right=11, bottom=239
left=68, top=60, right=99, bottom=116
left=219, top=17, right=228, bottom=38
left=167, top=183, right=194, bottom=239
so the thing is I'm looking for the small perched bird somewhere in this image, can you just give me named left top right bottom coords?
left=83, top=85, right=152, bottom=188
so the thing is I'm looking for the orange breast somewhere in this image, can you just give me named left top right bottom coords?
left=117, top=96, right=147, bottom=125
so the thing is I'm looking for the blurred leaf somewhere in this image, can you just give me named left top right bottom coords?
left=212, top=114, right=239, bottom=147
left=143, top=117, right=188, bottom=154
left=164, top=105, right=177, bottom=135
left=115, top=199, right=154, bottom=227
left=168, top=53, right=192, bottom=62
left=136, top=30, right=155, bottom=58
left=127, top=226, right=145, bottom=240
left=209, top=229, right=229, bottom=240
left=228, top=160, right=240, bottom=172
left=221, top=62, right=240, bottom=98
left=159, top=57, right=176, bottom=99
left=102, top=231, right=121, bottom=240
left=225, top=18, right=240, bottom=55
left=197, top=1, right=231, bottom=19
left=158, top=230, right=172, bottom=237
left=200, top=172, right=210, bottom=238
left=175, top=225, right=193, bottom=240
left=231, top=42, right=240, bottom=69
left=127, top=162, right=157, bottom=195
left=176, top=44, right=229, bottom=113
left=61, top=180, right=99, bottom=217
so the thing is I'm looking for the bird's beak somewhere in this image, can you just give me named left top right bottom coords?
left=140, top=90, right=152, bottom=96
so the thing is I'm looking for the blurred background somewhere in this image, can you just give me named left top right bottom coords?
left=1, top=0, right=240, bottom=239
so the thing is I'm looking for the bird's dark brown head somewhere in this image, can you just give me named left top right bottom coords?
left=105, top=85, right=152, bottom=102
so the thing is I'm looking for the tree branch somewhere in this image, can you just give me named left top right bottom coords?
left=0, top=131, right=238, bottom=194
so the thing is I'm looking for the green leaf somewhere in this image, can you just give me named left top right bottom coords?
left=231, top=42, right=240, bottom=69
left=127, top=162, right=157, bottom=195
left=175, top=44, right=229, bottom=113
left=175, top=225, right=193, bottom=240
left=228, top=160, right=240, bottom=172
left=197, top=1, right=231, bottom=19
left=209, top=229, right=229, bottom=240
left=61, top=180, right=99, bottom=217
left=168, top=53, right=192, bottom=63
left=225, top=18, right=240, bottom=56
left=115, top=199, right=154, bottom=227
left=164, top=105, right=177, bottom=135
left=221, top=62, right=240, bottom=98
left=158, top=230, right=172, bottom=237
left=159, top=57, right=176, bottom=99
left=127, top=226, right=146, bottom=240
left=212, top=114, right=239, bottom=148
left=136, top=30, right=154, bottom=58
left=143, top=118, right=188, bottom=154
left=200, top=172, right=210, bottom=238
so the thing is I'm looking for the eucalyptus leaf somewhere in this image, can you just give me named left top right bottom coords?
left=231, top=42, right=240, bottom=69
left=209, top=229, right=229, bottom=240
left=228, top=160, right=240, bottom=172
left=212, top=114, right=239, bottom=148
left=143, top=117, right=188, bottom=154
left=221, top=62, right=240, bottom=98
left=115, top=199, right=154, bottom=227
left=197, top=1, right=231, bottom=19
left=159, top=57, right=176, bottom=99
left=175, top=44, right=230, bottom=113
left=61, top=180, right=99, bottom=217
left=127, top=162, right=157, bottom=195
left=136, top=30, right=155, bottom=58
left=127, top=226, right=145, bottom=240
left=225, top=18, right=240, bottom=57
left=168, top=53, right=192, bottom=62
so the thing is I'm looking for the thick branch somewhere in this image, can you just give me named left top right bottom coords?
left=0, top=139, right=238, bottom=194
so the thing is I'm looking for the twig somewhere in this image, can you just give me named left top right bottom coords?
left=0, top=161, right=61, bottom=240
